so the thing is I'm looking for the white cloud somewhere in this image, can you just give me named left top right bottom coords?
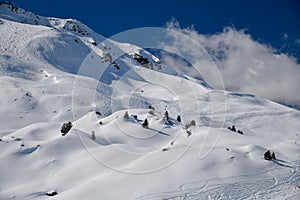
left=159, top=20, right=300, bottom=108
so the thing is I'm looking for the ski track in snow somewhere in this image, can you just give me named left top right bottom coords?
left=136, top=161, right=300, bottom=200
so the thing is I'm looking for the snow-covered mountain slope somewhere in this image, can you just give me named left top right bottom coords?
left=0, top=2, right=300, bottom=200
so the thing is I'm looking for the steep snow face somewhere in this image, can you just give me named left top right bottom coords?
left=0, top=3, right=300, bottom=200
left=0, top=2, right=172, bottom=80
left=0, top=18, right=91, bottom=75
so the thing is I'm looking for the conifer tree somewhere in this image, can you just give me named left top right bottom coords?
left=271, top=152, right=276, bottom=160
left=164, top=111, right=169, bottom=121
left=264, top=150, right=272, bottom=160
left=61, top=122, right=73, bottom=136
left=190, top=120, right=196, bottom=126
left=123, top=111, right=129, bottom=119
left=142, top=118, right=149, bottom=128
left=91, top=131, right=96, bottom=140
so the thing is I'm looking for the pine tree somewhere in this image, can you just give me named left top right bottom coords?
left=264, top=150, right=272, bottom=160
left=190, top=120, right=196, bottom=126
left=164, top=111, right=169, bottom=121
left=177, top=115, right=181, bottom=122
left=271, top=152, right=276, bottom=160
left=184, top=124, right=190, bottom=130
left=61, top=121, right=73, bottom=136
left=142, top=118, right=149, bottom=128
left=123, top=111, right=129, bottom=119
left=231, top=125, right=236, bottom=132
left=91, top=131, right=96, bottom=140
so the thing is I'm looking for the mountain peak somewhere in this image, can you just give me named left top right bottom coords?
left=0, top=1, right=52, bottom=26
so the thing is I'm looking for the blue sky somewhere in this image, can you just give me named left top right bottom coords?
left=9, top=0, right=300, bottom=60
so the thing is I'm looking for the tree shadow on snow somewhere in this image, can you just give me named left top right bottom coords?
left=147, top=127, right=170, bottom=136
left=272, top=159, right=293, bottom=168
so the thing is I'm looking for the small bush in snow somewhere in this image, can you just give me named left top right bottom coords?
left=148, top=105, right=155, bottom=110
left=228, top=125, right=244, bottom=134
left=133, top=53, right=150, bottom=65
left=148, top=106, right=155, bottom=115
left=185, top=120, right=196, bottom=129
left=186, top=130, right=192, bottom=137
left=46, top=191, right=58, bottom=196
left=112, top=61, right=120, bottom=70
left=61, top=122, right=73, bottom=136
left=149, top=110, right=155, bottom=115
left=264, top=150, right=272, bottom=160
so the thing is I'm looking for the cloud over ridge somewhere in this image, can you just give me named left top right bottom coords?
left=160, top=20, right=300, bottom=108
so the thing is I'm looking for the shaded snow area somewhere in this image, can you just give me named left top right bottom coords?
left=0, top=2, right=300, bottom=200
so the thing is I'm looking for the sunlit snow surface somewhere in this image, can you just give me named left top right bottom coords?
left=0, top=3, right=299, bottom=200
